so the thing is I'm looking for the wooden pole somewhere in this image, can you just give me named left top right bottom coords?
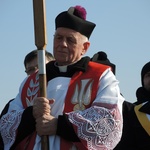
left=32, top=0, right=49, bottom=149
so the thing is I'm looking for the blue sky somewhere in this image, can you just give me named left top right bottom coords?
left=0, top=0, right=150, bottom=112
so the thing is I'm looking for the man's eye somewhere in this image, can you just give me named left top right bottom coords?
left=67, top=37, right=76, bottom=44
left=55, top=35, right=62, bottom=40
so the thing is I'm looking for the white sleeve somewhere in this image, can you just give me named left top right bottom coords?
left=0, top=77, right=28, bottom=150
left=68, top=68, right=124, bottom=149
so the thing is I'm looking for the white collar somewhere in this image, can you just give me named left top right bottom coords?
left=54, top=60, right=80, bottom=72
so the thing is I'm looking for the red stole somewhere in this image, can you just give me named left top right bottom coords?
left=61, top=62, right=108, bottom=150
left=16, top=72, right=39, bottom=149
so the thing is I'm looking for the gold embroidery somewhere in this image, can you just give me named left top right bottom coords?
left=72, top=79, right=94, bottom=110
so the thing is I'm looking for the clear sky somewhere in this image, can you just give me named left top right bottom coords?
left=0, top=0, right=150, bottom=112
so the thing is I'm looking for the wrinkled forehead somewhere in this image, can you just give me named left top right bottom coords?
left=55, top=27, right=82, bottom=37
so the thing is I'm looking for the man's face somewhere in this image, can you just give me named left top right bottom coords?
left=25, top=57, right=51, bottom=76
left=25, top=57, right=38, bottom=75
left=53, top=27, right=89, bottom=66
left=143, top=71, right=150, bottom=91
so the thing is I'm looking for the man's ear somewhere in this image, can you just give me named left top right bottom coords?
left=82, top=41, right=90, bottom=55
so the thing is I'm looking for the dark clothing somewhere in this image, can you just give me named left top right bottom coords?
left=114, top=101, right=150, bottom=150
left=115, top=86, right=150, bottom=150
left=135, top=87, right=150, bottom=104
left=114, top=101, right=135, bottom=150
left=0, top=99, right=14, bottom=118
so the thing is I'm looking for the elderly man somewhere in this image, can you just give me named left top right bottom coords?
left=0, top=5, right=124, bottom=150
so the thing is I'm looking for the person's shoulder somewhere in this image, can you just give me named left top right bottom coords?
left=123, top=100, right=135, bottom=109
left=123, top=100, right=135, bottom=110
left=0, top=98, right=15, bottom=118
left=46, top=60, right=55, bottom=70
left=89, top=60, right=110, bottom=70
left=122, top=101, right=138, bottom=115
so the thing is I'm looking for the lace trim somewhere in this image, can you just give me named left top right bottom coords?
left=0, top=110, right=23, bottom=149
left=68, top=106, right=122, bottom=150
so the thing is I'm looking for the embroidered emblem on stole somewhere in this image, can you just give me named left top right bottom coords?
left=64, top=62, right=107, bottom=112
left=21, top=72, right=39, bottom=108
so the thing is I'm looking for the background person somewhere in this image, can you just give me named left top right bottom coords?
left=0, top=50, right=54, bottom=149
left=24, top=50, right=55, bottom=75
left=91, top=51, right=116, bottom=74
left=135, top=61, right=150, bottom=104
left=115, top=61, right=150, bottom=150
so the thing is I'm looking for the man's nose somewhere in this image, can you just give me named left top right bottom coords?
left=60, top=38, right=68, bottom=47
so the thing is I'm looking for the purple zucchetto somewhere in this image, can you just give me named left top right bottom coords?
left=55, top=5, right=96, bottom=39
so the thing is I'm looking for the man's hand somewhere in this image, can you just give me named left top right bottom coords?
left=33, top=97, right=54, bottom=119
left=33, top=97, right=57, bottom=136
left=35, top=114, right=58, bottom=136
